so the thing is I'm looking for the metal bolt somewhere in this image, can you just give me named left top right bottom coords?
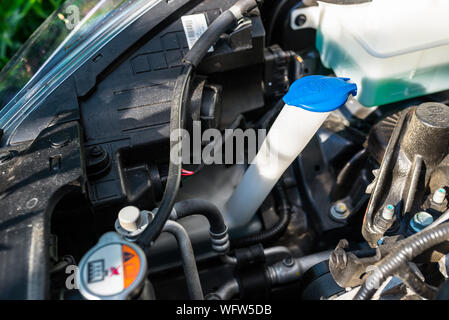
left=382, top=204, right=395, bottom=220
left=335, top=203, right=347, bottom=214
left=432, top=188, right=447, bottom=205
left=50, top=132, right=70, bottom=148
left=410, top=211, right=434, bottom=233
left=330, top=202, right=349, bottom=221
left=89, top=146, right=104, bottom=158
left=377, top=237, right=385, bottom=246
left=282, top=257, right=295, bottom=268
left=295, top=14, right=307, bottom=27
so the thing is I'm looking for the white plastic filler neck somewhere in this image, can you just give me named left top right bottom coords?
left=225, top=76, right=357, bottom=229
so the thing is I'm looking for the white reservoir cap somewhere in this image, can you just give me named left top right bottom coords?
left=118, top=206, right=141, bottom=232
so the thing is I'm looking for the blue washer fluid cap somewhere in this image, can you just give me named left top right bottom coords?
left=283, top=75, right=357, bottom=113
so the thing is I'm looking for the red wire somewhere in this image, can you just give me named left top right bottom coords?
left=181, top=169, right=195, bottom=176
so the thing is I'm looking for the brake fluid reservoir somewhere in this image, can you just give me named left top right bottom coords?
left=315, top=0, right=449, bottom=107
left=225, top=75, right=357, bottom=229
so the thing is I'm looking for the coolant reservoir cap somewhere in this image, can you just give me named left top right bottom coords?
left=77, top=232, right=147, bottom=300
left=283, top=75, right=357, bottom=112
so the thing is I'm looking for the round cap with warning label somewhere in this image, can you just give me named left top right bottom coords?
left=77, top=232, right=147, bottom=300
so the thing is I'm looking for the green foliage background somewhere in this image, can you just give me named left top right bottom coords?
left=0, top=0, right=64, bottom=71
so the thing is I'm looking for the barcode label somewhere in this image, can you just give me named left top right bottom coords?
left=181, top=13, right=214, bottom=52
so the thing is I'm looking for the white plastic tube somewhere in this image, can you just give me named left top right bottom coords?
left=224, top=104, right=330, bottom=229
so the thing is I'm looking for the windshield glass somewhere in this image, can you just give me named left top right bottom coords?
left=0, top=0, right=161, bottom=145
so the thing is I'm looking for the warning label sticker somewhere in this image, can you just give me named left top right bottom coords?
left=122, top=245, right=140, bottom=289
left=83, top=243, right=141, bottom=296
left=84, top=244, right=124, bottom=296
left=181, top=13, right=214, bottom=52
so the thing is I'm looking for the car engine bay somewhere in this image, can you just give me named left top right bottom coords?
left=0, top=0, right=449, bottom=301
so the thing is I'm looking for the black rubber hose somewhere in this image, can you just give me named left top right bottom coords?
left=266, top=0, right=289, bottom=45
left=331, top=149, right=368, bottom=201
left=137, top=64, right=193, bottom=249
left=183, top=11, right=236, bottom=68
left=354, top=222, right=449, bottom=300
left=231, top=182, right=291, bottom=248
left=184, top=0, right=258, bottom=68
left=396, top=264, right=437, bottom=300
left=173, top=199, right=227, bottom=235
left=255, top=98, right=284, bottom=130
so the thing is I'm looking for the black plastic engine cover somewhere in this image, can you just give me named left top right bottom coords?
left=0, top=122, right=84, bottom=299
left=80, top=0, right=266, bottom=209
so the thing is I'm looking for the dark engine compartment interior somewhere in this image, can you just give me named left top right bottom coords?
left=0, top=0, right=449, bottom=301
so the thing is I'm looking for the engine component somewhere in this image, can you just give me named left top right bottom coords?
left=115, top=206, right=152, bottom=241
left=171, top=199, right=230, bottom=254
left=115, top=206, right=205, bottom=300
left=362, top=102, right=449, bottom=247
left=80, top=0, right=267, bottom=213
left=409, top=211, right=434, bottom=233
left=4, top=0, right=449, bottom=302
left=225, top=76, right=357, bottom=229
left=207, top=279, right=240, bottom=300
left=231, top=181, right=291, bottom=248
left=313, top=0, right=449, bottom=107
left=266, top=250, right=332, bottom=287
left=137, top=0, right=261, bottom=250
left=354, top=222, right=449, bottom=300
left=234, top=244, right=271, bottom=300
left=263, top=45, right=303, bottom=98
left=329, top=238, right=385, bottom=288
left=301, top=259, right=344, bottom=300
left=77, top=232, right=147, bottom=300
left=207, top=249, right=332, bottom=300
left=187, top=79, right=223, bottom=133
left=161, top=219, right=204, bottom=300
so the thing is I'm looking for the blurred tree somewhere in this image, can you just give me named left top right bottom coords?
left=0, top=0, right=64, bottom=70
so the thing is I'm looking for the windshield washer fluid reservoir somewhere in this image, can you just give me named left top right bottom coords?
left=314, top=0, right=449, bottom=107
